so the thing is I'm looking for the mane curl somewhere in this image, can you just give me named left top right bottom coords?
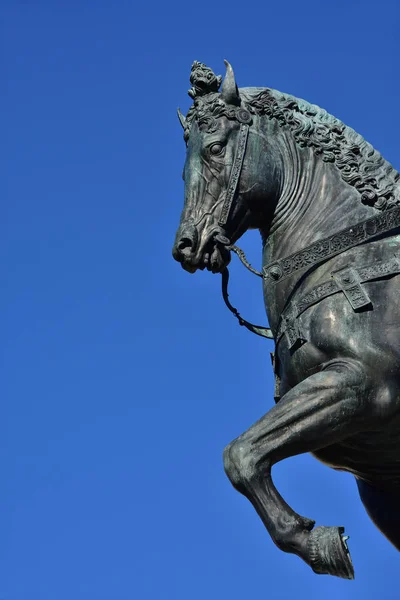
left=184, top=88, right=400, bottom=211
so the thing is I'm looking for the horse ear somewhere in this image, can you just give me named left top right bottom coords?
left=177, top=108, right=186, bottom=129
left=220, top=60, right=240, bottom=106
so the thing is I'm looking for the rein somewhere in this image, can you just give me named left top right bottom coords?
left=221, top=247, right=273, bottom=340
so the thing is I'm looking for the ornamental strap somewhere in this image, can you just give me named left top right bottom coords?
left=218, top=123, right=249, bottom=226
left=263, top=205, right=400, bottom=284
left=275, top=256, right=400, bottom=349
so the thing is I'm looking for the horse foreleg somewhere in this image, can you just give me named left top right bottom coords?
left=223, top=358, right=388, bottom=579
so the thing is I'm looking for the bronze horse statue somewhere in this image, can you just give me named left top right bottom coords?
left=172, top=61, right=400, bottom=578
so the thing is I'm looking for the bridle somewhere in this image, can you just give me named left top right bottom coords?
left=216, top=112, right=274, bottom=340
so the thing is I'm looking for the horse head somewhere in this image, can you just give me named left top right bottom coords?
left=172, top=61, right=281, bottom=274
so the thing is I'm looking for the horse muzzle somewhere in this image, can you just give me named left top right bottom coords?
left=172, top=224, right=231, bottom=274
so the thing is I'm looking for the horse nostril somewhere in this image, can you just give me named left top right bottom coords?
left=178, top=237, right=194, bottom=254
left=173, top=224, right=198, bottom=262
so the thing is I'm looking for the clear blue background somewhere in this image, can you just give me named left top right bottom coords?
left=3, top=1, right=399, bottom=598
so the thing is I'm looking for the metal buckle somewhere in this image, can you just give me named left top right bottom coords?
left=281, top=308, right=305, bottom=351
left=331, top=266, right=371, bottom=310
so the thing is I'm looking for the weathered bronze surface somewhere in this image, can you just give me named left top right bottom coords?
left=172, top=61, right=400, bottom=578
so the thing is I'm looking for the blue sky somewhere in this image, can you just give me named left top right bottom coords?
left=3, top=1, right=400, bottom=598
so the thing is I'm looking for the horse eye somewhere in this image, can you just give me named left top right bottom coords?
left=210, top=143, right=223, bottom=155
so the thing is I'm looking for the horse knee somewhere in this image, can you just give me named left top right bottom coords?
left=223, top=438, right=257, bottom=489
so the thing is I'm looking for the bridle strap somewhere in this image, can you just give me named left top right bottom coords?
left=218, top=123, right=249, bottom=227
left=218, top=121, right=272, bottom=339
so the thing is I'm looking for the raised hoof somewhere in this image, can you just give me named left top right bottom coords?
left=307, top=526, right=354, bottom=579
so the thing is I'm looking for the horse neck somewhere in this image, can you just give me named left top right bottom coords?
left=266, top=128, right=376, bottom=253
left=260, top=128, right=378, bottom=325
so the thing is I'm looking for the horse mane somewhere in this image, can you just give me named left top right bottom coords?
left=184, top=88, right=400, bottom=211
